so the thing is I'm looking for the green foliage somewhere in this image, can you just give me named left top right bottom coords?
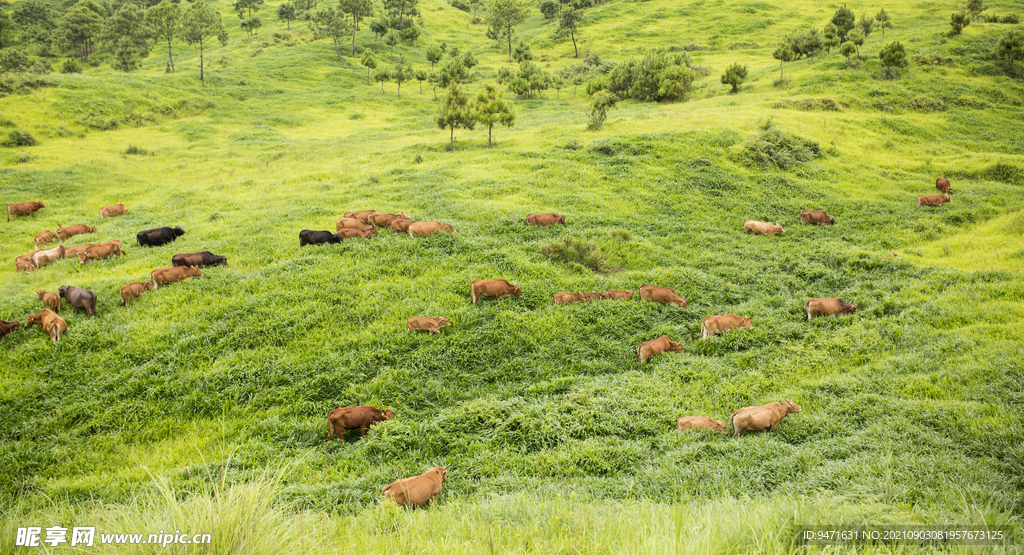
left=606, top=52, right=695, bottom=102
left=309, top=7, right=351, bottom=61
left=123, top=144, right=149, bottom=155
left=105, top=3, right=153, bottom=72
left=55, top=1, right=105, bottom=60
left=822, top=23, right=840, bottom=52
left=439, top=57, right=469, bottom=87
left=400, top=25, right=420, bottom=47
left=425, top=45, right=442, bottom=68
left=391, top=57, right=413, bottom=97
left=839, top=41, right=857, bottom=64
left=785, top=28, right=823, bottom=59
left=0, top=50, right=31, bottom=74
left=384, top=29, right=399, bottom=60
left=556, top=7, right=585, bottom=58
left=475, top=83, right=515, bottom=147
left=148, top=1, right=182, bottom=72
left=773, top=44, right=794, bottom=79
left=740, top=119, right=822, bottom=169
left=2, top=128, right=36, bottom=146
left=435, top=83, right=475, bottom=150
left=875, top=8, right=892, bottom=37
left=373, top=65, right=389, bottom=92
left=879, top=41, right=908, bottom=79
left=830, top=4, right=855, bottom=42
left=60, top=58, right=83, bottom=73
left=502, top=60, right=550, bottom=98
left=180, top=1, right=228, bottom=85
left=995, top=30, right=1024, bottom=69
left=512, top=40, right=532, bottom=62
left=276, top=2, right=297, bottom=29
left=720, top=63, right=747, bottom=93
left=462, top=51, right=478, bottom=69
left=360, top=49, right=377, bottom=82
left=541, top=230, right=631, bottom=273
left=486, top=0, right=528, bottom=60
left=950, top=11, right=970, bottom=35
left=539, top=0, right=558, bottom=22
left=966, top=0, right=986, bottom=19
left=857, top=14, right=873, bottom=38
left=587, top=90, right=616, bottom=130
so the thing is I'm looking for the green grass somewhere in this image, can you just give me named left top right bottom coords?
left=1, top=0, right=1023, bottom=551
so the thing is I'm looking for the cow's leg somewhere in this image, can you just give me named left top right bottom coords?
left=360, top=427, right=368, bottom=438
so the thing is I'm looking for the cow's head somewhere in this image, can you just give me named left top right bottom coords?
left=25, top=312, right=42, bottom=326
left=188, top=266, right=204, bottom=278
left=381, top=408, right=394, bottom=420
left=741, top=316, right=753, bottom=329
left=826, top=217, right=835, bottom=225
left=58, top=286, right=71, bottom=298
left=36, top=291, right=48, bottom=299
left=669, top=341, right=685, bottom=353
left=88, top=226, right=97, bottom=232
left=143, top=281, right=156, bottom=291
left=942, top=195, right=951, bottom=203
left=173, top=226, right=185, bottom=237
left=78, top=252, right=88, bottom=264
left=842, top=302, right=857, bottom=314
left=557, top=215, right=566, bottom=224
left=773, top=224, right=785, bottom=234
left=57, top=245, right=66, bottom=256
left=433, top=466, right=449, bottom=482
left=513, top=285, right=522, bottom=297
left=443, top=224, right=455, bottom=233
left=37, top=202, right=46, bottom=208
left=218, top=256, right=229, bottom=265
left=711, top=420, right=728, bottom=435
left=782, top=400, right=802, bottom=414
left=439, top=318, right=451, bottom=327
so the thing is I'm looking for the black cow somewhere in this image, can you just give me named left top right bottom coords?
left=299, top=230, right=340, bottom=246
left=58, top=285, right=97, bottom=317
left=137, top=227, right=185, bottom=247
left=172, top=251, right=228, bottom=268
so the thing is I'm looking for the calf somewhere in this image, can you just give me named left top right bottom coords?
left=390, top=218, right=416, bottom=233
left=336, top=218, right=378, bottom=232
left=804, top=298, right=857, bottom=319
left=99, top=204, right=128, bottom=218
left=799, top=210, right=835, bottom=225
left=299, top=230, right=340, bottom=246
left=343, top=210, right=377, bottom=222
left=409, top=221, right=455, bottom=237
left=526, top=213, right=566, bottom=226
left=470, top=279, right=521, bottom=303
left=152, top=266, right=203, bottom=288
left=553, top=292, right=582, bottom=304
left=677, top=416, right=728, bottom=435
left=369, top=212, right=410, bottom=227
left=56, top=224, right=97, bottom=241
left=37, top=290, right=61, bottom=313
left=16, top=251, right=40, bottom=273
left=327, top=406, right=393, bottom=440
left=7, top=201, right=46, bottom=221
left=34, top=230, right=59, bottom=250
left=700, top=314, right=753, bottom=339
left=63, top=243, right=98, bottom=260
left=407, top=317, right=451, bottom=334
left=637, top=335, right=684, bottom=362
left=172, top=251, right=227, bottom=268
left=918, top=194, right=951, bottom=207
left=137, top=226, right=185, bottom=246
left=32, top=245, right=65, bottom=269
left=639, top=285, right=687, bottom=308
left=935, top=177, right=951, bottom=195
left=743, top=220, right=785, bottom=236
left=336, top=228, right=374, bottom=240
left=731, top=400, right=801, bottom=438
left=382, top=467, right=448, bottom=508
left=603, top=290, right=634, bottom=300
left=25, top=309, right=67, bottom=343
left=59, top=286, right=97, bottom=316
left=120, top=280, right=156, bottom=307
left=78, top=241, right=126, bottom=263
left=579, top=292, right=603, bottom=301
left=0, top=320, right=20, bottom=339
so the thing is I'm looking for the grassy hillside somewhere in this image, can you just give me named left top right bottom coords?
left=1, top=0, right=1022, bottom=551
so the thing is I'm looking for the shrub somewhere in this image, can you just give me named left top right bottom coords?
left=30, top=60, right=52, bottom=75
left=720, top=63, right=748, bottom=93
left=450, top=0, right=471, bottom=12
left=739, top=119, right=821, bottom=170
left=3, top=129, right=37, bottom=147
left=0, top=50, right=31, bottom=74
left=60, top=59, right=83, bottom=74
left=124, top=144, right=149, bottom=155
left=587, top=91, right=617, bottom=130
left=541, top=230, right=632, bottom=273
left=605, top=52, right=695, bottom=102
left=879, top=41, right=908, bottom=78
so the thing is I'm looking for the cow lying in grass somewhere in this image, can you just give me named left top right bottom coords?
left=677, top=416, right=728, bottom=435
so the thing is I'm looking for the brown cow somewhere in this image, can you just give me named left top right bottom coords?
left=637, top=335, right=684, bottom=362
left=120, top=281, right=156, bottom=307
left=731, top=400, right=802, bottom=438
left=63, top=243, right=98, bottom=260
left=32, top=245, right=65, bottom=268
left=368, top=212, right=410, bottom=227
left=25, top=309, right=67, bottom=344
left=700, top=314, right=753, bottom=340
left=7, top=201, right=46, bottom=221
left=99, top=204, right=128, bottom=218
left=151, top=266, right=203, bottom=288
left=56, top=224, right=97, bottom=241
left=390, top=218, right=416, bottom=233
left=16, top=251, right=39, bottom=273
left=37, top=291, right=61, bottom=313
left=677, top=416, right=728, bottom=435
left=578, top=292, right=603, bottom=301
left=0, top=320, right=20, bottom=339
left=526, top=213, right=566, bottom=226
left=935, top=177, right=951, bottom=195
left=78, top=241, right=126, bottom=263
left=743, top=220, right=785, bottom=236
left=639, top=285, right=687, bottom=308
left=336, top=218, right=378, bottom=233
left=804, top=298, right=857, bottom=319
left=407, top=317, right=451, bottom=334
left=603, top=290, right=634, bottom=300
left=343, top=210, right=377, bottom=223
left=34, top=230, right=59, bottom=250
left=470, top=279, right=521, bottom=303
left=382, top=466, right=448, bottom=508
left=553, top=292, right=582, bottom=304
left=327, top=406, right=393, bottom=439
left=799, top=210, right=835, bottom=225
left=336, top=228, right=375, bottom=240
left=918, top=194, right=951, bottom=207
left=409, top=221, right=455, bottom=237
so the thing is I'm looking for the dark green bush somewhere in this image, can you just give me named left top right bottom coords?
left=541, top=230, right=632, bottom=273
left=3, top=129, right=36, bottom=147
left=739, top=120, right=822, bottom=169
left=123, top=144, right=149, bottom=155
left=60, top=59, right=83, bottom=74
left=605, top=52, right=695, bottom=102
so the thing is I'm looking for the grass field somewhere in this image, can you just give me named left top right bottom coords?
left=1, top=0, right=1023, bottom=551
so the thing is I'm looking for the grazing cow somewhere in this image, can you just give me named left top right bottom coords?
left=470, top=279, right=521, bottom=303
left=37, top=291, right=61, bottom=313
left=407, top=317, right=451, bottom=334
left=553, top=292, right=582, bottom=304
left=731, top=400, right=802, bottom=438
left=78, top=241, right=126, bottom=263
left=336, top=218, right=378, bottom=232
left=336, top=228, right=375, bottom=240
left=34, top=230, right=59, bottom=250
left=58, top=286, right=97, bottom=317
left=526, top=213, right=566, bottom=226
left=151, top=266, right=203, bottom=288
left=579, top=292, right=603, bottom=301
left=638, top=335, right=684, bottom=362
left=63, top=243, right=98, bottom=260
left=369, top=212, right=410, bottom=227
left=409, top=221, right=455, bottom=237
left=799, top=210, right=835, bottom=225
left=743, top=220, right=785, bottom=236
left=639, top=285, right=687, bottom=308
left=120, top=281, right=156, bottom=307
left=32, top=245, right=65, bottom=268
left=918, top=194, right=951, bottom=207
left=327, top=406, right=393, bottom=440
left=7, top=201, right=46, bottom=221
left=700, top=314, right=753, bottom=340
left=56, top=224, right=97, bottom=241
left=382, top=466, right=448, bottom=508
left=299, top=230, right=340, bottom=246
left=137, top=226, right=185, bottom=246
left=25, top=309, right=67, bottom=343
left=804, top=298, right=857, bottom=320
left=16, top=251, right=40, bottom=273
left=172, top=251, right=227, bottom=268
left=677, top=416, right=728, bottom=435
left=99, top=204, right=128, bottom=218
left=390, top=219, right=416, bottom=233
left=0, top=320, right=20, bottom=339
left=603, top=290, right=634, bottom=300
left=936, top=177, right=951, bottom=195
left=343, top=210, right=377, bottom=223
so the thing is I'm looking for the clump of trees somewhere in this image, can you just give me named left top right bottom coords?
left=497, top=60, right=553, bottom=98
left=486, top=0, right=528, bottom=61
left=996, top=30, right=1023, bottom=69
left=594, top=52, right=695, bottom=102
left=434, top=82, right=516, bottom=150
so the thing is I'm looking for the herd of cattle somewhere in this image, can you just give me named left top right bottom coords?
left=4, top=180, right=953, bottom=507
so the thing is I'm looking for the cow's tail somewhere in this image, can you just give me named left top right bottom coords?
left=803, top=300, right=811, bottom=320
left=637, top=345, right=643, bottom=362
left=381, top=484, right=393, bottom=498
left=470, top=283, right=477, bottom=304
left=730, top=411, right=739, bottom=438
left=700, top=319, right=707, bottom=340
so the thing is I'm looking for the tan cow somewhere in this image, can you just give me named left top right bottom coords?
left=16, top=250, right=41, bottom=273
left=34, top=230, right=59, bottom=250
left=99, top=204, right=128, bottom=218
left=602, top=290, right=634, bottom=300
left=25, top=309, right=67, bottom=344
left=32, top=245, right=65, bottom=268
left=935, top=177, right=951, bottom=195
left=78, top=241, right=126, bottom=263
left=409, top=221, right=455, bottom=237
left=63, top=243, right=98, bottom=260
left=7, top=201, right=46, bottom=221
left=120, top=281, right=156, bottom=307
left=37, top=290, right=61, bottom=313
left=677, top=416, right=728, bottom=435
left=526, top=213, right=566, bottom=226
left=799, top=210, right=835, bottom=225
left=804, top=298, right=857, bottom=319
left=578, top=292, right=603, bottom=301
left=343, top=210, right=376, bottom=222
left=470, top=279, right=521, bottom=303
left=639, top=285, right=687, bottom=307
left=382, top=466, right=448, bottom=508
left=327, top=406, right=393, bottom=439
left=637, top=335, right=684, bottom=362
left=407, top=317, right=451, bottom=334
left=151, top=266, right=203, bottom=288
left=743, top=220, right=785, bottom=236
left=336, top=218, right=378, bottom=232
left=369, top=212, right=410, bottom=227
left=390, top=218, right=416, bottom=233
left=700, top=314, right=753, bottom=340
left=553, top=292, right=582, bottom=304
left=56, top=224, right=97, bottom=241
left=918, top=194, right=951, bottom=207
left=731, top=400, right=802, bottom=438
left=336, top=228, right=375, bottom=240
